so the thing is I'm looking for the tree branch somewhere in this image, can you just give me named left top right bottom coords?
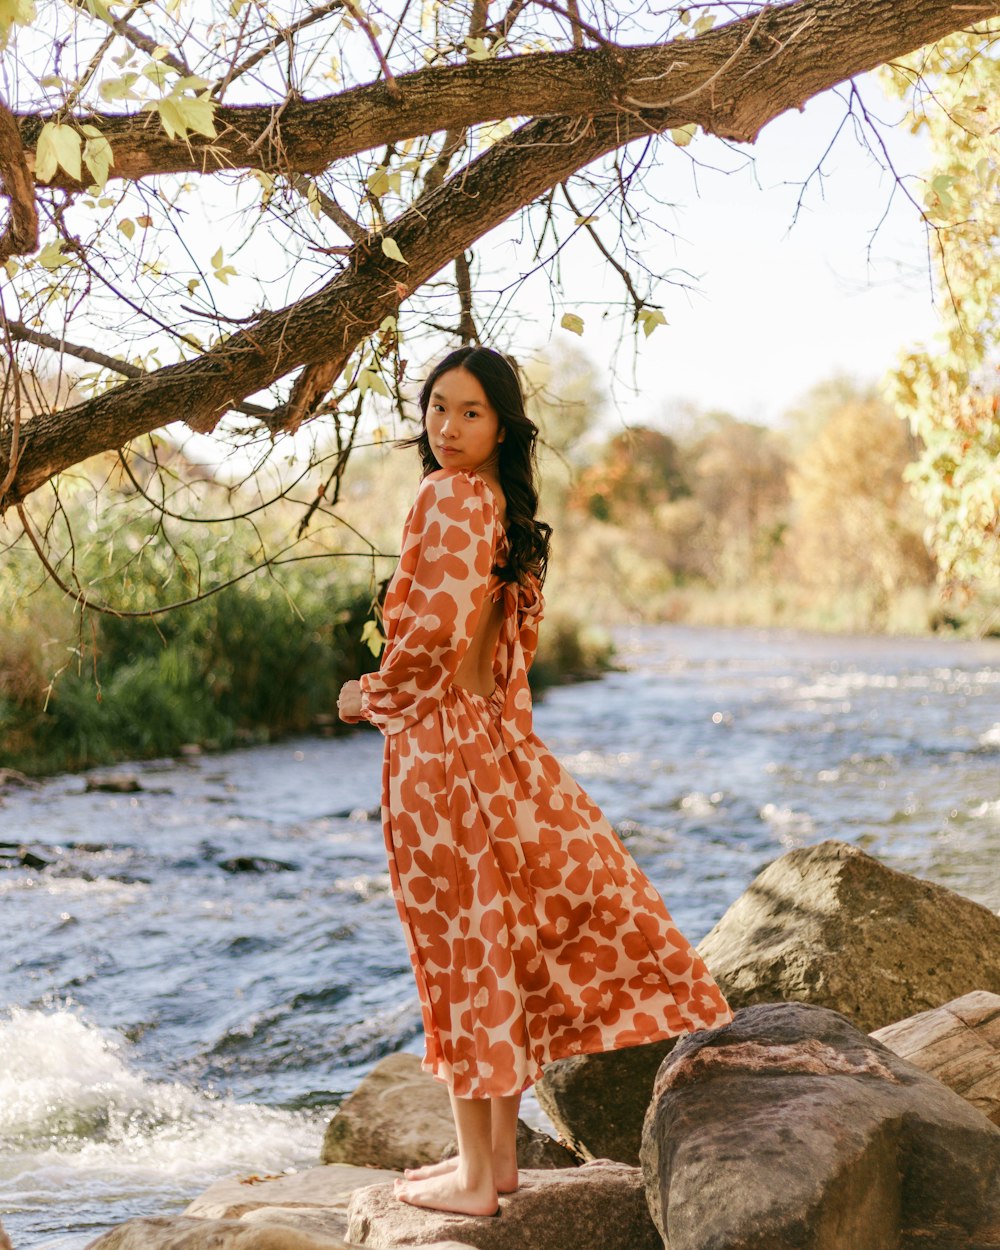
left=16, top=0, right=997, bottom=188
left=0, top=96, right=38, bottom=261
left=3, top=0, right=998, bottom=506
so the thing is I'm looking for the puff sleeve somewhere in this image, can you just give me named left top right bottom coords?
left=359, top=469, right=497, bottom=736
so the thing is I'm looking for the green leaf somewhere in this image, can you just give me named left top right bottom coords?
left=35, top=122, right=82, bottom=183
left=639, top=308, right=667, bottom=337
left=361, top=618, right=385, bottom=657
left=381, top=237, right=407, bottom=265
left=670, top=124, right=697, bottom=147
left=560, top=312, right=585, bottom=336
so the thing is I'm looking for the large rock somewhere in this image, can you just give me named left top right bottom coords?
left=346, top=1159, right=660, bottom=1250
left=535, top=840, right=1000, bottom=1167
left=872, top=990, right=1000, bottom=1126
left=323, top=1052, right=576, bottom=1171
left=534, top=1040, right=675, bottom=1166
left=698, top=839, right=1000, bottom=1032
left=641, top=1001, right=1000, bottom=1250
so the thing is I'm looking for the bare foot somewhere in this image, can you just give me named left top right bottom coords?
left=393, top=1170, right=500, bottom=1216
left=403, top=1154, right=519, bottom=1193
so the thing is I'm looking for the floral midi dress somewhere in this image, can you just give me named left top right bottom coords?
left=359, top=467, right=732, bottom=1098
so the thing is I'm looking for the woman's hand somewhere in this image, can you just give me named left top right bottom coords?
left=337, top=679, right=363, bottom=724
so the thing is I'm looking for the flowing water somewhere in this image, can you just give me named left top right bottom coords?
left=1, top=625, right=998, bottom=1248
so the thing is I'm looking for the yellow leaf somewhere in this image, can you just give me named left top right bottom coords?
left=34, top=122, right=59, bottom=183
left=381, top=237, right=407, bottom=265
left=211, top=246, right=224, bottom=269
left=560, top=312, right=584, bottom=336
left=670, top=125, right=697, bottom=147
left=83, top=132, right=114, bottom=189
left=639, top=308, right=667, bottom=337
left=360, top=618, right=385, bottom=657
left=0, top=0, right=36, bottom=50
left=118, top=218, right=135, bottom=239
left=37, top=239, right=72, bottom=271
left=36, top=122, right=83, bottom=183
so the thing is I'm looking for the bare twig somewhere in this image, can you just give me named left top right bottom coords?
left=292, top=174, right=367, bottom=242
left=344, top=0, right=403, bottom=101
left=217, top=0, right=344, bottom=96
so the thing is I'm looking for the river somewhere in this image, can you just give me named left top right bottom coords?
left=1, top=625, right=998, bottom=1248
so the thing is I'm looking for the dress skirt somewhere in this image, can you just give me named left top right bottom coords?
left=380, top=681, right=734, bottom=1099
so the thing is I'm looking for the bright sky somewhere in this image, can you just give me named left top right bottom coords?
left=505, top=72, right=942, bottom=432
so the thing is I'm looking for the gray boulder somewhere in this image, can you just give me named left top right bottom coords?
left=324, top=1052, right=575, bottom=1171
left=698, top=839, right=1000, bottom=1032
left=534, top=1039, right=675, bottom=1166
left=536, top=840, right=1000, bottom=1167
left=345, top=1158, right=660, bottom=1250
left=641, top=1001, right=1000, bottom=1250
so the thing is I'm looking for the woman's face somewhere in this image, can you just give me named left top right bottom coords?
left=425, top=367, right=504, bottom=473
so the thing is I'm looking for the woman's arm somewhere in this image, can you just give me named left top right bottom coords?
left=357, top=470, right=496, bottom=735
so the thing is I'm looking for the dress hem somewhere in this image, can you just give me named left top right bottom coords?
left=418, top=1006, right=735, bottom=1100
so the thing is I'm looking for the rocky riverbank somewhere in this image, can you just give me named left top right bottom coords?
left=31, top=840, right=999, bottom=1250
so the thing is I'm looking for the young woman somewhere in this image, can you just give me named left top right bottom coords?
left=336, top=346, right=732, bottom=1218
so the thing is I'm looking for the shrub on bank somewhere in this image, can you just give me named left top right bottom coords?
left=1, top=560, right=613, bottom=777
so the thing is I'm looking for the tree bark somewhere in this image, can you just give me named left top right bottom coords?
left=3, top=0, right=998, bottom=508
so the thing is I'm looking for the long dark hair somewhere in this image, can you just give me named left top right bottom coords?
left=400, top=346, right=552, bottom=587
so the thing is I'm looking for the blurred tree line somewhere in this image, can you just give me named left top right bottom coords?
left=528, top=351, right=983, bottom=634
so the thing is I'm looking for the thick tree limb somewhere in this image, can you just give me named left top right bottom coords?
left=15, top=0, right=997, bottom=188
left=3, top=0, right=999, bottom=508
left=0, top=97, right=38, bottom=261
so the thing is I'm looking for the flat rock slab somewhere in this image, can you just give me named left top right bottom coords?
left=180, top=1164, right=400, bottom=1243
left=83, top=1215, right=356, bottom=1250
left=873, top=990, right=1000, bottom=1126
left=641, top=1001, right=1000, bottom=1250
left=346, top=1159, right=660, bottom=1250
left=697, top=839, right=1000, bottom=1033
